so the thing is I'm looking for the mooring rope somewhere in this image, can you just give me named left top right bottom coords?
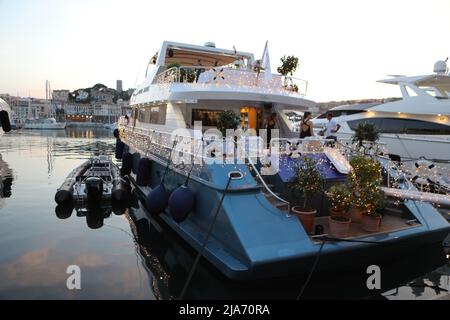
left=178, top=174, right=234, bottom=300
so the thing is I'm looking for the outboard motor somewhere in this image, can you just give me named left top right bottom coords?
left=85, top=177, right=103, bottom=203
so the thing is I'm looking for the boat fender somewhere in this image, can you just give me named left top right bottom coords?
left=115, top=139, right=125, bottom=159
left=136, top=158, right=152, bottom=186
left=55, top=189, right=73, bottom=204
left=121, top=152, right=133, bottom=175
left=168, top=186, right=195, bottom=223
left=55, top=203, right=73, bottom=219
left=145, top=185, right=170, bottom=215
left=132, top=153, right=141, bottom=174
left=113, top=128, right=119, bottom=139
left=86, top=208, right=104, bottom=230
left=0, top=110, right=11, bottom=133
left=112, top=179, right=130, bottom=203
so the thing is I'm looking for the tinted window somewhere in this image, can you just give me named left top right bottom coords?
left=405, top=119, right=450, bottom=134
left=317, top=110, right=365, bottom=119
left=138, top=105, right=165, bottom=125
left=191, top=109, right=223, bottom=126
left=348, top=118, right=382, bottom=130
left=348, top=118, right=450, bottom=135
left=380, top=118, right=406, bottom=134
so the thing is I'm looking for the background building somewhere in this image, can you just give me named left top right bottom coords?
left=52, top=90, right=70, bottom=102
left=116, top=80, right=123, bottom=93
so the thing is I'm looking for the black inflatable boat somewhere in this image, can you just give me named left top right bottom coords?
left=55, top=155, right=130, bottom=205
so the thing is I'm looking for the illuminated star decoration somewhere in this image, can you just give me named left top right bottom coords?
left=212, top=68, right=225, bottom=82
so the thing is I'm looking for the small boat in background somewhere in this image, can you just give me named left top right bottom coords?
left=23, top=118, right=66, bottom=130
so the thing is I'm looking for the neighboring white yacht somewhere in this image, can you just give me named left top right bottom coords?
left=0, top=98, right=12, bottom=137
left=23, top=117, right=66, bottom=130
left=313, top=60, right=450, bottom=161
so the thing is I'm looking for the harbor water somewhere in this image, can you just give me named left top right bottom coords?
left=0, top=128, right=448, bottom=299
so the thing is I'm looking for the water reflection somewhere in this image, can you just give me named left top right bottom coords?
left=0, top=154, right=13, bottom=199
left=0, top=129, right=154, bottom=299
left=0, top=128, right=449, bottom=299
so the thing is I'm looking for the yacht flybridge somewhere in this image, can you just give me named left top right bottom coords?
left=117, top=42, right=450, bottom=281
left=314, top=60, right=450, bottom=161
left=130, top=41, right=314, bottom=136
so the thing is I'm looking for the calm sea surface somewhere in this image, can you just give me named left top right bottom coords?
left=0, top=128, right=448, bottom=299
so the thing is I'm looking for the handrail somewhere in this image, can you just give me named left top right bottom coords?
left=153, top=65, right=308, bottom=96
left=247, top=157, right=291, bottom=217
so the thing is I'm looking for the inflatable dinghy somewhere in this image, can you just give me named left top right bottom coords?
left=55, top=155, right=130, bottom=205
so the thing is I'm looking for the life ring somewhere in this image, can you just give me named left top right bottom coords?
left=411, top=158, right=437, bottom=187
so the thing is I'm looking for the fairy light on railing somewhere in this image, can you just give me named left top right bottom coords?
left=154, top=66, right=308, bottom=97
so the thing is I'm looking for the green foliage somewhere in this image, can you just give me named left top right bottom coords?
left=351, top=122, right=380, bottom=147
left=288, top=156, right=323, bottom=210
left=349, top=156, right=382, bottom=188
left=180, top=68, right=196, bottom=83
left=216, top=110, right=240, bottom=137
left=277, top=55, right=299, bottom=76
left=166, top=61, right=181, bottom=69
left=326, top=183, right=352, bottom=212
left=349, top=156, right=385, bottom=216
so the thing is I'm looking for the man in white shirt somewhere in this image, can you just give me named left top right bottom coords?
left=324, top=112, right=341, bottom=141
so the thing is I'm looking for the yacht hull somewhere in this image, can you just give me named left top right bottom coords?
left=123, top=142, right=450, bottom=281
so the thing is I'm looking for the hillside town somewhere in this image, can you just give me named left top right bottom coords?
left=0, top=80, right=133, bottom=128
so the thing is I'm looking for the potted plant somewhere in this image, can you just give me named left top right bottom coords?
left=348, top=155, right=385, bottom=231
left=351, top=122, right=380, bottom=153
left=288, top=156, right=323, bottom=234
left=326, top=184, right=352, bottom=237
left=216, top=110, right=240, bottom=156
left=277, top=55, right=299, bottom=90
left=358, top=187, right=386, bottom=232
left=217, top=110, right=240, bottom=137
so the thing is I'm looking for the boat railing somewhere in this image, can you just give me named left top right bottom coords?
left=154, top=65, right=308, bottom=96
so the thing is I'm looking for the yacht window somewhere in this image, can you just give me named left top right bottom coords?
left=348, top=118, right=450, bottom=135
left=317, top=110, right=365, bottom=119
left=191, top=109, right=222, bottom=126
left=138, top=105, right=165, bottom=125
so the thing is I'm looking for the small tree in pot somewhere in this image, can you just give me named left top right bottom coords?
left=277, top=55, right=300, bottom=91
left=326, top=183, right=353, bottom=237
left=288, top=156, right=323, bottom=234
left=216, top=110, right=240, bottom=156
left=348, top=155, right=386, bottom=231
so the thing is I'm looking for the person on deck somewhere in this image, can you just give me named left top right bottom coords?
left=265, top=113, right=277, bottom=148
left=299, top=112, right=314, bottom=138
left=323, top=112, right=341, bottom=141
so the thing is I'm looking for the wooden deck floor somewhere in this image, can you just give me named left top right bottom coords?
left=312, top=214, right=421, bottom=239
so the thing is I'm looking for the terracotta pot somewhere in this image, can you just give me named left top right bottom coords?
left=329, top=208, right=350, bottom=220
left=349, top=207, right=363, bottom=223
left=328, top=216, right=352, bottom=238
left=292, top=206, right=317, bottom=234
left=361, top=214, right=382, bottom=232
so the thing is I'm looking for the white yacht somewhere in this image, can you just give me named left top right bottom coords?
left=0, top=98, right=12, bottom=137
left=313, top=60, right=450, bottom=161
left=115, top=41, right=450, bottom=281
left=23, top=117, right=66, bottom=130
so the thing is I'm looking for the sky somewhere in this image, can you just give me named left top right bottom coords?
left=0, top=0, right=449, bottom=102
